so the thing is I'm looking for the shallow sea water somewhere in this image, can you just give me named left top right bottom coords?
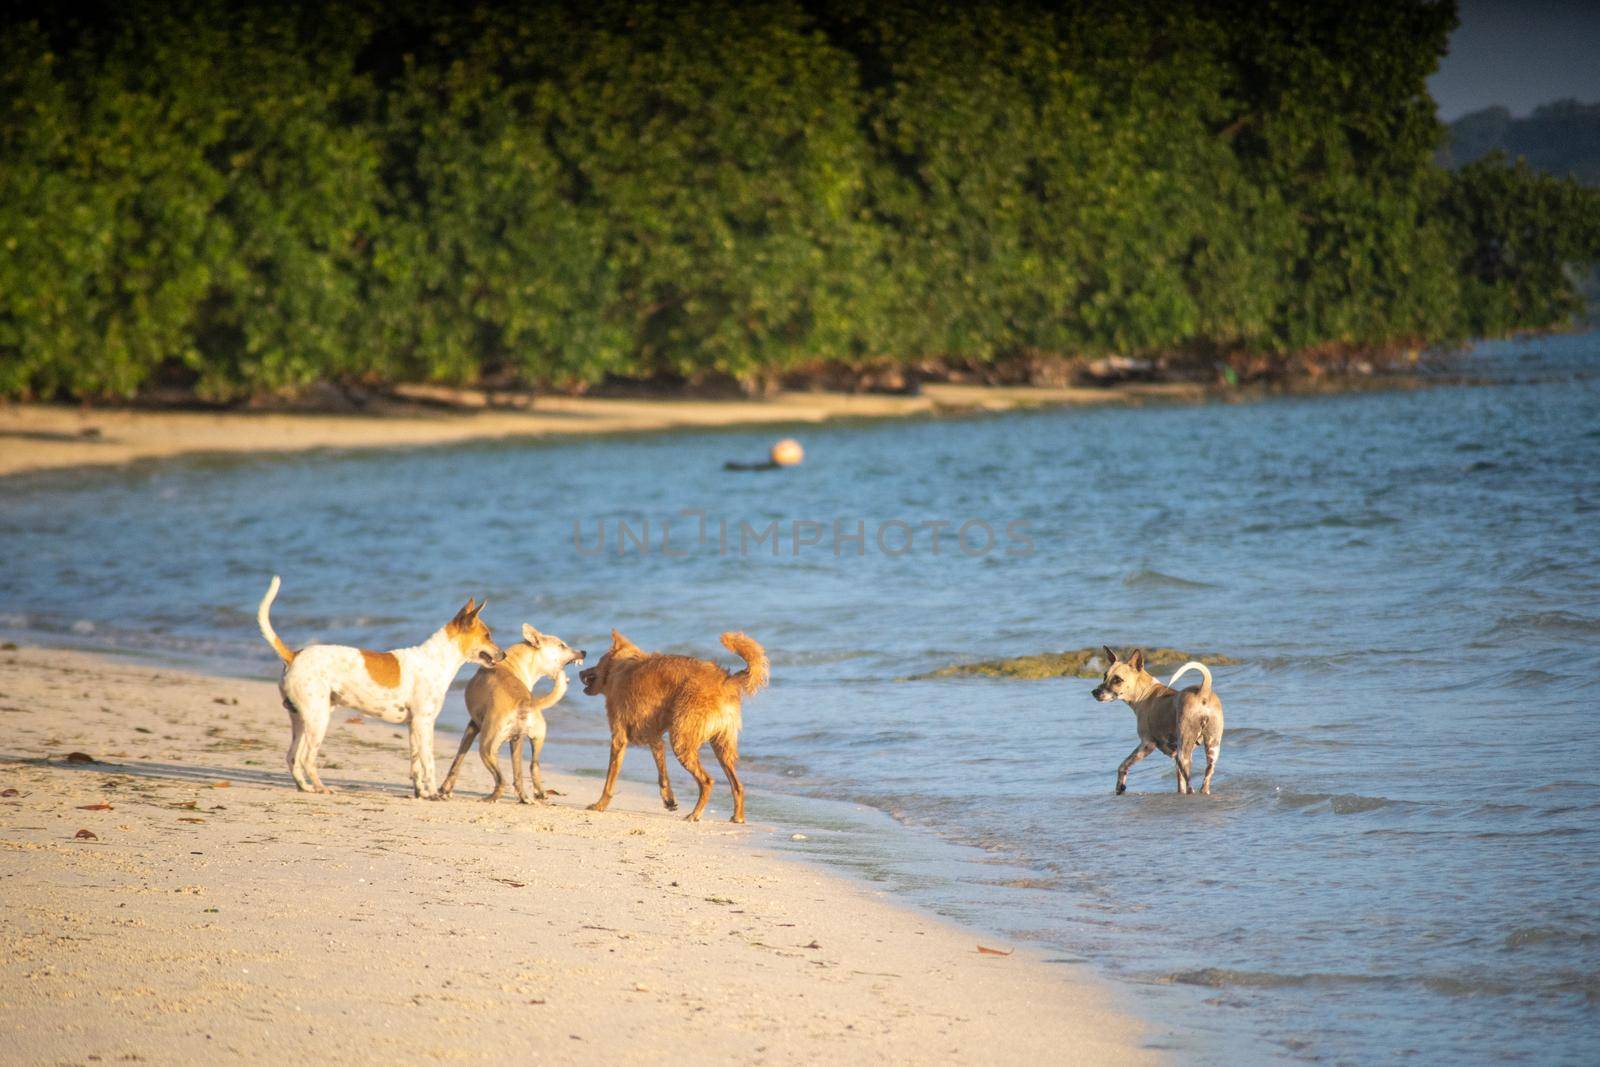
left=3, top=334, right=1598, bottom=1063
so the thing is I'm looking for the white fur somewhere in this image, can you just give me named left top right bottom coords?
left=1166, top=661, right=1213, bottom=693
left=260, top=577, right=492, bottom=798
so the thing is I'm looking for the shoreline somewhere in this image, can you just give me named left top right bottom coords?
left=0, top=645, right=1158, bottom=1064
left=1, top=382, right=1204, bottom=478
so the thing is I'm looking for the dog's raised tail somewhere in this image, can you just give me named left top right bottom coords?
left=258, top=575, right=295, bottom=665
left=1167, top=661, right=1212, bottom=698
left=721, top=632, right=769, bottom=695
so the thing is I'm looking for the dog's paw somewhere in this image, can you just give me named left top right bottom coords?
left=683, top=812, right=701, bottom=823
left=663, top=799, right=678, bottom=811
left=585, top=801, right=606, bottom=812
left=1115, top=782, right=1127, bottom=795
left=729, top=814, right=745, bottom=824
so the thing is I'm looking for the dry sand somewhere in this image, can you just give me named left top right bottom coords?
left=0, top=383, right=1201, bottom=479
left=0, top=646, right=1157, bottom=1064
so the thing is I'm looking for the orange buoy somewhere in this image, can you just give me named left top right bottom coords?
left=770, top=438, right=804, bottom=467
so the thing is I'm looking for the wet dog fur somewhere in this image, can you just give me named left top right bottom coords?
left=578, top=630, right=768, bottom=822
left=1091, top=646, right=1223, bottom=795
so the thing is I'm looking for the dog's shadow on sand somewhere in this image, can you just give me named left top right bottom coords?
left=3, top=753, right=414, bottom=799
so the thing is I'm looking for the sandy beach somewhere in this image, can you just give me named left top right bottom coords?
left=0, top=383, right=1202, bottom=479
left=0, top=646, right=1155, bottom=1064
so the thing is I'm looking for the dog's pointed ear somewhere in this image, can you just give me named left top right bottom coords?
left=610, top=628, right=635, bottom=650
left=521, top=623, right=543, bottom=646
left=471, top=597, right=487, bottom=619
left=456, top=596, right=477, bottom=620
left=1129, top=648, right=1145, bottom=671
left=1102, top=645, right=1119, bottom=665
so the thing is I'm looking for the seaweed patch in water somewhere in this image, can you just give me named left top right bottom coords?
left=900, top=647, right=1239, bottom=681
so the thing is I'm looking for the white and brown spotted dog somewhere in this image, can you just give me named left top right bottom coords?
left=257, top=575, right=504, bottom=798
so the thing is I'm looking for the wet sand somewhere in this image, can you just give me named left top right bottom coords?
left=0, top=646, right=1155, bottom=1064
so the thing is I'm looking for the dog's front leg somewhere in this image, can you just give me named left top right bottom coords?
left=407, top=717, right=440, bottom=799
left=1116, top=741, right=1155, bottom=795
left=587, top=735, right=628, bottom=812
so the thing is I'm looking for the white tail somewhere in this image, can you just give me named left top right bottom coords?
left=1167, top=660, right=1212, bottom=697
left=258, top=575, right=295, bottom=665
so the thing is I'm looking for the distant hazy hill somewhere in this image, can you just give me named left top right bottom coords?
left=1445, top=100, right=1600, bottom=184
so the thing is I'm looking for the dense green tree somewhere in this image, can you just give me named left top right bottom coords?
left=1, top=0, right=1595, bottom=402
left=1442, top=155, right=1600, bottom=337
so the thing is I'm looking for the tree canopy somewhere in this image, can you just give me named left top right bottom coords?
left=2, top=0, right=1597, bottom=402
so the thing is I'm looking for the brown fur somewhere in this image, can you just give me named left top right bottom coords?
left=360, top=649, right=401, bottom=688
left=440, top=625, right=584, bottom=803
left=579, top=630, right=768, bottom=822
left=446, top=606, right=497, bottom=661
left=1092, top=646, right=1224, bottom=795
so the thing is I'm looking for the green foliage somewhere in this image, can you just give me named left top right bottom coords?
left=2, top=0, right=1597, bottom=402
left=1441, top=156, right=1600, bottom=337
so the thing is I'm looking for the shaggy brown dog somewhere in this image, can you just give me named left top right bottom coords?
left=578, top=630, right=768, bottom=822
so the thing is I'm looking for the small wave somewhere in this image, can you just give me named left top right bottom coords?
left=1166, top=967, right=1380, bottom=990
left=1491, top=611, right=1600, bottom=637
left=1122, top=569, right=1216, bottom=590
left=1166, top=967, right=1527, bottom=998
left=1504, top=927, right=1600, bottom=951
left=1273, top=789, right=1396, bottom=814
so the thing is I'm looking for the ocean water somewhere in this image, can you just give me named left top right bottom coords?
left=3, top=334, right=1598, bottom=1063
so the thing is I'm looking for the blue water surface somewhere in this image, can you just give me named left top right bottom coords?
left=3, top=335, right=1598, bottom=1064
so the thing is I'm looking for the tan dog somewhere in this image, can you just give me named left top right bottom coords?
left=439, top=625, right=586, bottom=803
left=578, top=630, right=768, bottom=822
left=257, top=576, right=504, bottom=797
left=1091, top=647, right=1224, bottom=795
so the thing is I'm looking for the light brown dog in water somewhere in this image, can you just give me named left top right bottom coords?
left=439, top=625, right=586, bottom=803
left=1091, top=647, right=1224, bottom=795
left=578, top=630, right=768, bottom=822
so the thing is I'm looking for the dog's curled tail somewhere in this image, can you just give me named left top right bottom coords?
left=1167, top=661, right=1212, bottom=698
left=721, top=632, right=769, bottom=696
left=258, top=575, right=296, bottom=665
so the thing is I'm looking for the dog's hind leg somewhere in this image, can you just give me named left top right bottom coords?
left=1173, top=746, right=1194, bottom=795
left=587, top=734, right=628, bottom=812
left=438, top=721, right=480, bottom=799
left=477, top=729, right=507, bottom=803
left=711, top=734, right=744, bottom=824
left=1116, top=741, right=1155, bottom=795
left=1199, top=742, right=1218, bottom=795
left=649, top=740, right=678, bottom=812
left=284, top=697, right=314, bottom=792
left=673, top=734, right=715, bottom=822
left=507, top=731, right=532, bottom=804
left=293, top=696, right=335, bottom=794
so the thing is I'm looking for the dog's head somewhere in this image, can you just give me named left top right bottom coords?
left=579, top=629, right=644, bottom=696
left=447, top=597, right=504, bottom=668
left=516, top=623, right=585, bottom=678
left=1092, top=646, right=1145, bottom=703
